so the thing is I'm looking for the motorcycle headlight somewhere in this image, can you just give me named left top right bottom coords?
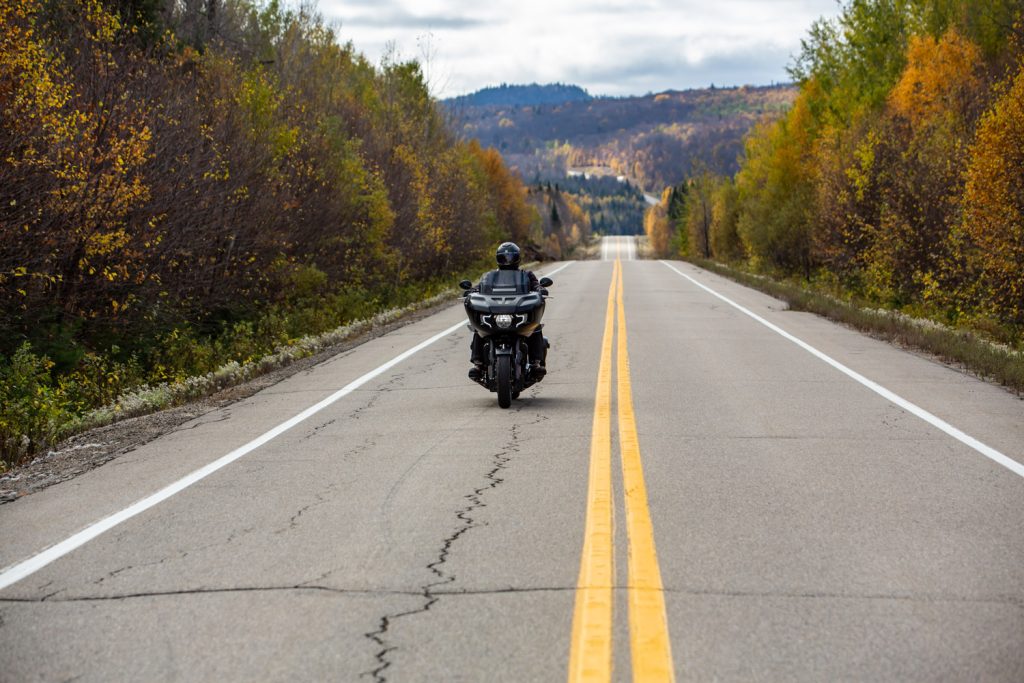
left=495, top=314, right=513, bottom=329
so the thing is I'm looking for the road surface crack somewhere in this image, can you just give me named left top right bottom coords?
left=0, top=586, right=420, bottom=602
left=0, top=584, right=582, bottom=604
left=303, top=418, right=337, bottom=440
left=170, top=412, right=231, bottom=433
left=361, top=410, right=544, bottom=682
left=84, top=524, right=258, bottom=591
left=276, top=483, right=340, bottom=534
left=348, top=373, right=403, bottom=421
left=664, top=586, right=1024, bottom=609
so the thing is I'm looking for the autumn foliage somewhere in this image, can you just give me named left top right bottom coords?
left=961, top=64, right=1024, bottom=323
left=659, top=0, right=1024, bottom=340
left=453, top=84, right=797, bottom=191
left=643, top=188, right=672, bottom=258
left=524, top=184, right=591, bottom=260
left=0, top=0, right=535, bottom=465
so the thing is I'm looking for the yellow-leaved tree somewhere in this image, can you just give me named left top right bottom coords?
left=735, top=84, right=819, bottom=276
left=889, top=29, right=983, bottom=127
left=960, top=61, right=1024, bottom=325
left=1, top=0, right=151, bottom=323
left=643, top=188, right=673, bottom=258
left=859, top=28, right=985, bottom=305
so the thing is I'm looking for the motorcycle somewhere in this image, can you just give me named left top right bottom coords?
left=459, top=271, right=553, bottom=408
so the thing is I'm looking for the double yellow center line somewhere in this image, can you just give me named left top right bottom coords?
left=568, top=260, right=675, bottom=682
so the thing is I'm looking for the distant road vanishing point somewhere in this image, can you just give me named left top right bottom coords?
left=601, top=235, right=637, bottom=261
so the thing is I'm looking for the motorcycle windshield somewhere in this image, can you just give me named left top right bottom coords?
left=479, top=270, right=531, bottom=295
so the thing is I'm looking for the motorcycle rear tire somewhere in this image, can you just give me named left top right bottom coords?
left=497, top=355, right=512, bottom=409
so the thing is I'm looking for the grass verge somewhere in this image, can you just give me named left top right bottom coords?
left=683, top=257, right=1024, bottom=395
left=0, top=286, right=462, bottom=473
left=67, top=287, right=465, bottom=434
left=1, top=260, right=554, bottom=473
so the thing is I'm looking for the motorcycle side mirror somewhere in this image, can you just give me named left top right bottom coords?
left=459, top=280, right=473, bottom=290
left=539, top=277, right=553, bottom=288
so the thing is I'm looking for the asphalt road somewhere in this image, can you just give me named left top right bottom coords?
left=601, top=236, right=636, bottom=261
left=2, top=238, right=1023, bottom=681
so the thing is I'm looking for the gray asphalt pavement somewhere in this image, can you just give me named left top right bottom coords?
left=601, top=235, right=636, bottom=261
left=2, top=239, right=1023, bottom=681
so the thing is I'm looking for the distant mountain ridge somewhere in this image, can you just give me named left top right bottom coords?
left=446, top=83, right=592, bottom=108
left=446, top=83, right=797, bottom=192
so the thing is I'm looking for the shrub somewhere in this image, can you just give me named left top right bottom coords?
left=0, top=344, right=69, bottom=469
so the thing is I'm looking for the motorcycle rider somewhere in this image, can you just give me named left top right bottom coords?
left=468, top=242, right=548, bottom=381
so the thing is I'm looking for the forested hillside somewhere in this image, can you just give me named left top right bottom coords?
left=524, top=185, right=592, bottom=259
left=553, top=175, right=648, bottom=236
left=446, top=83, right=592, bottom=108
left=0, top=0, right=537, bottom=467
left=522, top=172, right=650, bottom=237
left=449, top=84, right=797, bottom=191
left=650, top=0, right=1024, bottom=345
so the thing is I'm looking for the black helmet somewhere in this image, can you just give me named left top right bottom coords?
left=496, top=242, right=521, bottom=269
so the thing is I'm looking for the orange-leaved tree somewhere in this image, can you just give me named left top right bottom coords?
left=643, top=188, right=673, bottom=258
left=864, top=28, right=986, bottom=305
left=960, top=60, right=1024, bottom=325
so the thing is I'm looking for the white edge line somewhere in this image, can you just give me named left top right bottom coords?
left=660, top=260, right=1024, bottom=480
left=0, top=261, right=577, bottom=592
left=543, top=261, right=574, bottom=278
left=0, top=321, right=462, bottom=590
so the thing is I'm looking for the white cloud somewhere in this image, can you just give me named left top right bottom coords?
left=318, top=0, right=842, bottom=97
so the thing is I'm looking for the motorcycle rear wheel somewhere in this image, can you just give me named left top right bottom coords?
left=496, top=355, right=512, bottom=408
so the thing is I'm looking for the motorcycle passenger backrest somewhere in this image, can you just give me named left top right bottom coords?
left=479, top=269, right=530, bottom=295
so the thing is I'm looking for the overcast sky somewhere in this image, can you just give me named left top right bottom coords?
left=318, top=0, right=844, bottom=98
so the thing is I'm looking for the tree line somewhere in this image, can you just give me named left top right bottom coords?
left=0, top=0, right=536, bottom=466
left=525, top=183, right=592, bottom=258
left=455, top=85, right=796, bottom=189
left=648, top=0, right=1024, bottom=339
left=541, top=176, right=646, bottom=236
